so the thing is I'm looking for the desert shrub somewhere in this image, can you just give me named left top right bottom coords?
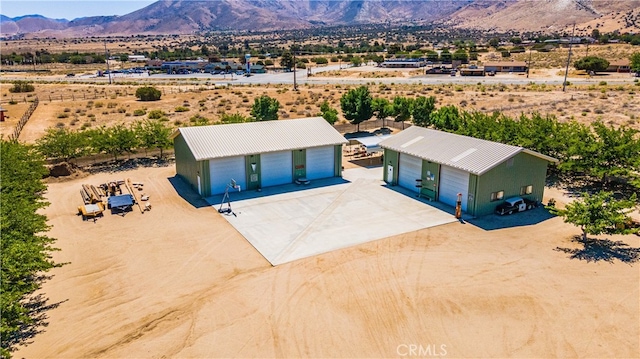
left=147, top=110, right=166, bottom=119
left=8, top=81, right=35, bottom=93
left=135, top=86, right=162, bottom=101
left=133, top=109, right=146, bottom=116
left=174, top=106, right=189, bottom=112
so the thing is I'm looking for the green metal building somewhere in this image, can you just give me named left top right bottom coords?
left=172, top=117, right=347, bottom=197
left=379, top=126, right=558, bottom=217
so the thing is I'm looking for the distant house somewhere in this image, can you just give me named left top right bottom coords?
left=605, top=60, right=631, bottom=73
left=459, top=67, right=485, bottom=76
left=162, top=60, right=208, bottom=74
left=483, top=61, right=528, bottom=73
left=250, top=64, right=266, bottom=74
left=128, top=55, right=148, bottom=62
left=380, top=58, right=426, bottom=68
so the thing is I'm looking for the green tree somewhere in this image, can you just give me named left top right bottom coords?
left=36, top=127, right=87, bottom=162
left=88, top=125, right=137, bottom=161
left=340, top=86, right=373, bottom=132
left=1, top=140, right=62, bottom=357
left=200, top=44, right=210, bottom=57
left=372, top=97, right=393, bottom=128
left=589, top=121, right=640, bottom=184
left=8, top=81, right=35, bottom=93
left=574, top=56, right=610, bottom=74
left=134, top=120, right=172, bottom=158
left=280, top=51, right=294, bottom=70
left=439, top=49, right=452, bottom=64
left=251, top=95, right=280, bottom=121
left=135, top=86, right=162, bottom=101
left=550, top=191, right=639, bottom=241
left=452, top=49, right=468, bottom=63
left=350, top=56, right=363, bottom=67
left=630, top=52, right=640, bottom=73
left=392, top=96, right=413, bottom=125
left=488, top=38, right=500, bottom=48
left=411, top=96, right=436, bottom=127
left=319, top=101, right=338, bottom=125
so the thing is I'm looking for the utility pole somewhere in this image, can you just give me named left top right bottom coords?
left=104, top=41, right=112, bottom=85
left=527, top=48, right=532, bottom=78
left=292, top=36, right=298, bottom=91
left=563, top=23, right=576, bottom=92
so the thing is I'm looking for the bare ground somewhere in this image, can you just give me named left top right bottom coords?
left=13, top=164, right=640, bottom=358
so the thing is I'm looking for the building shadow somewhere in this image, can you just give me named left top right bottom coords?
left=206, top=176, right=351, bottom=205
left=381, top=183, right=464, bottom=218
left=466, top=206, right=557, bottom=230
left=348, top=156, right=384, bottom=168
left=383, top=183, right=557, bottom=229
left=555, top=235, right=640, bottom=264
left=167, top=175, right=211, bottom=209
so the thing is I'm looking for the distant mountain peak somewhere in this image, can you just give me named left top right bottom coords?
left=1, top=0, right=637, bottom=38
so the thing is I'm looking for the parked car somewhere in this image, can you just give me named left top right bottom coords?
left=495, top=197, right=538, bottom=215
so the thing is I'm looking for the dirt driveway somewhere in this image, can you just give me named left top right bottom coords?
left=15, top=164, right=639, bottom=358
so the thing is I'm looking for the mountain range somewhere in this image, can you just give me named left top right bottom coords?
left=1, top=0, right=639, bottom=37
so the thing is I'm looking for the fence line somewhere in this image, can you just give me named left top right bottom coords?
left=333, top=118, right=410, bottom=134
left=9, top=97, right=39, bottom=141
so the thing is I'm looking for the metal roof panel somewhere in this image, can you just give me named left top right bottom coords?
left=176, top=117, right=347, bottom=161
left=379, top=127, right=555, bottom=175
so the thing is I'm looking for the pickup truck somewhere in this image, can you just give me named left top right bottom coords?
left=495, top=196, right=537, bottom=215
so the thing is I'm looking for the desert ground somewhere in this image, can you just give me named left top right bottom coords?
left=1, top=66, right=639, bottom=143
left=12, top=161, right=640, bottom=358
left=3, top=42, right=640, bottom=357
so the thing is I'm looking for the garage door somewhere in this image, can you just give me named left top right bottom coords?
left=209, top=156, right=246, bottom=195
left=439, top=165, right=469, bottom=211
left=398, top=153, right=422, bottom=191
left=261, top=151, right=293, bottom=188
left=306, top=146, right=335, bottom=180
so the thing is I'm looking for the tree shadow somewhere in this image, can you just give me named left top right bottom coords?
left=4, top=291, right=68, bottom=354
left=555, top=235, right=640, bottom=264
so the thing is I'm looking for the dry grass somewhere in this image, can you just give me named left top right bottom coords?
left=2, top=78, right=638, bottom=143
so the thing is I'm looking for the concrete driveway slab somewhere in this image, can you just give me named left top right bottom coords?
left=207, top=168, right=457, bottom=265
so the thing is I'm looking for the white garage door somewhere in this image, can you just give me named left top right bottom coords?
left=260, top=151, right=293, bottom=188
left=209, top=156, right=246, bottom=195
left=439, top=165, right=469, bottom=211
left=398, top=153, right=422, bottom=191
left=306, top=146, right=335, bottom=180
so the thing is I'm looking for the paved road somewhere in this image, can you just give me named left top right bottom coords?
left=2, top=64, right=637, bottom=86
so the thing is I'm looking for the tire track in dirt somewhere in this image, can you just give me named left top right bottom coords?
left=83, top=263, right=269, bottom=358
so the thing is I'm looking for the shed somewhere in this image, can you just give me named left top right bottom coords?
left=379, top=127, right=557, bottom=217
left=172, top=117, right=348, bottom=196
left=484, top=61, right=528, bottom=73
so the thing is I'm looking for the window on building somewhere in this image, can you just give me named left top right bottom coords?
left=491, top=190, right=504, bottom=202
left=520, top=185, right=533, bottom=195
left=506, top=158, right=514, bottom=167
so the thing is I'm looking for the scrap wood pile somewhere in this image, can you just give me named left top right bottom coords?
left=80, top=184, right=105, bottom=204
left=77, top=178, right=152, bottom=220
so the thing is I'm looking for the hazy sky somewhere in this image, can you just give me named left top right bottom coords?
left=1, top=0, right=156, bottom=20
